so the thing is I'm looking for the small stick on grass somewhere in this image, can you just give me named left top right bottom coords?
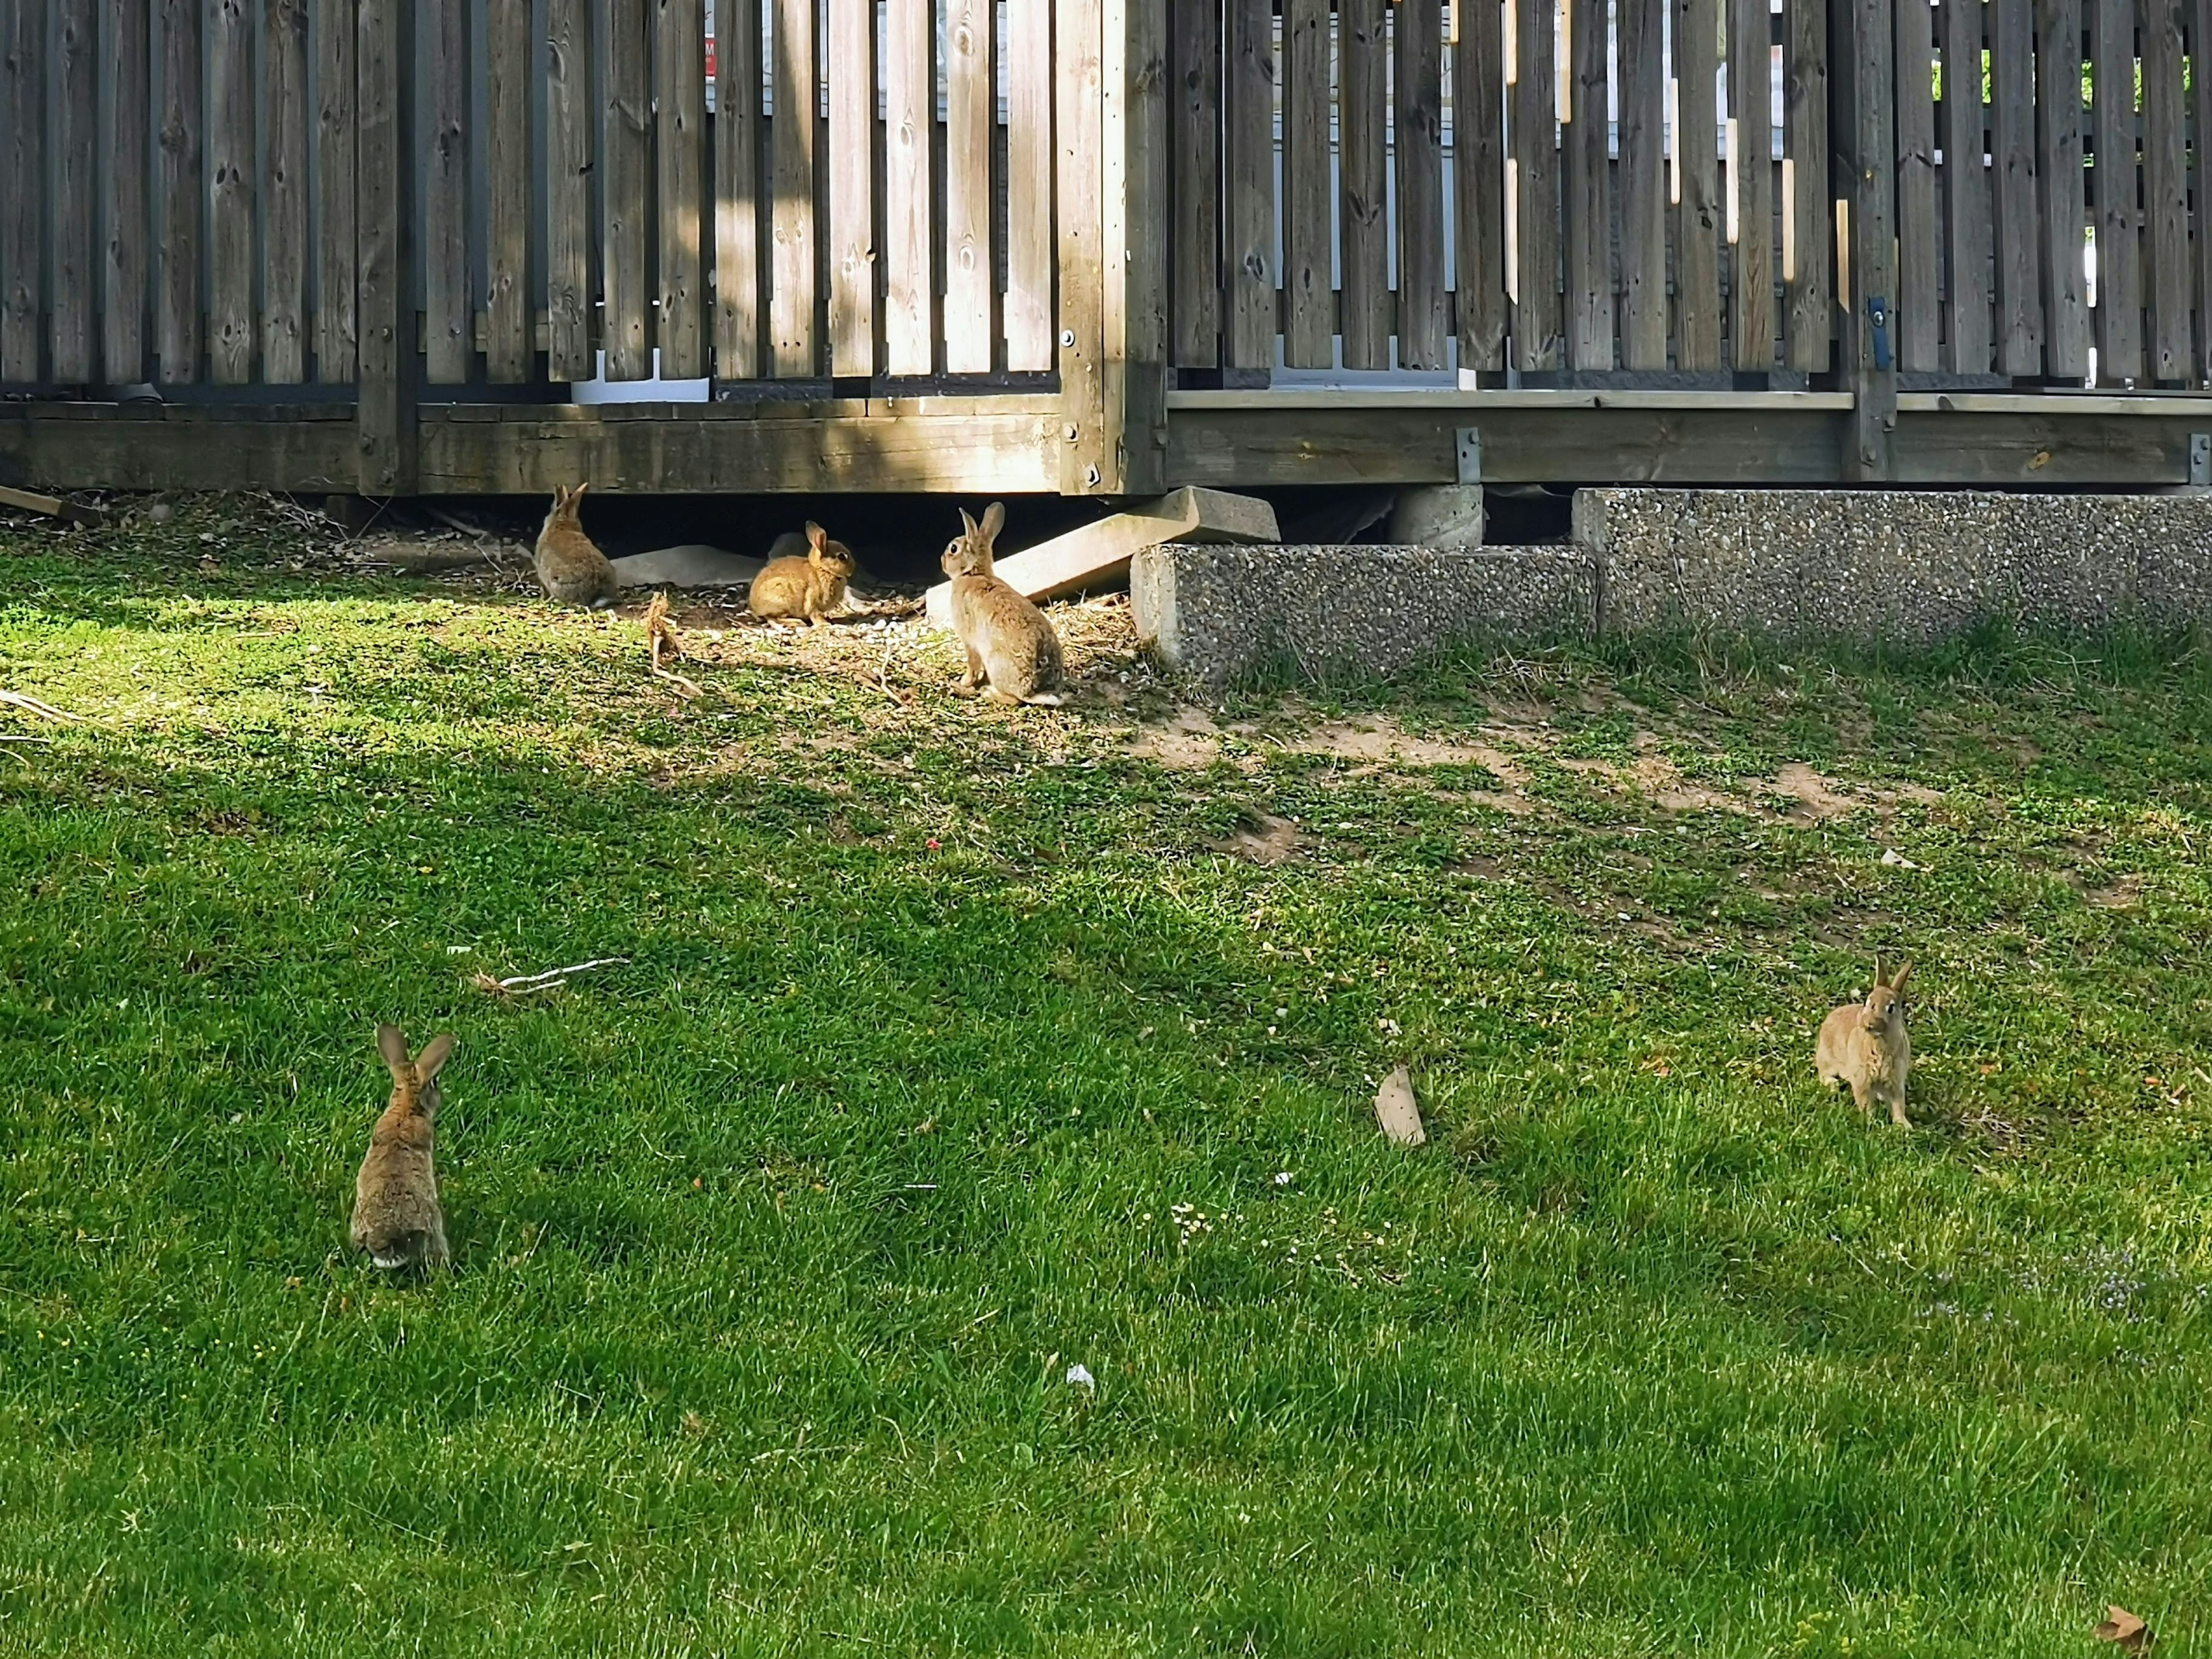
left=472, top=957, right=631, bottom=998
left=643, top=593, right=706, bottom=698
left=0, top=690, right=86, bottom=723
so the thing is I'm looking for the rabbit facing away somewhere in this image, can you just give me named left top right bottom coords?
left=749, top=522, right=857, bottom=623
left=350, top=1025, right=456, bottom=1270
left=534, top=483, right=620, bottom=608
left=940, top=501, right=1066, bottom=706
left=1816, top=959, right=1913, bottom=1126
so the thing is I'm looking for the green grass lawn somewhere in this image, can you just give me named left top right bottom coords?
left=3, top=497, right=2209, bottom=1657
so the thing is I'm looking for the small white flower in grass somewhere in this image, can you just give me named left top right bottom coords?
left=1274, top=1171, right=1294, bottom=1186
left=1065, top=1363, right=1096, bottom=1391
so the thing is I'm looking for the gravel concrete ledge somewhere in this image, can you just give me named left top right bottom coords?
left=1582, top=488, right=2212, bottom=643
left=1131, top=544, right=1596, bottom=686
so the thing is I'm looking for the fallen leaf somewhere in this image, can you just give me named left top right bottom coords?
left=2093, top=1607, right=2151, bottom=1654
left=1375, top=1066, right=1425, bottom=1147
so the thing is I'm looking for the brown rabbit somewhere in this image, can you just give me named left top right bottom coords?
left=350, top=1025, right=456, bottom=1270
left=1816, top=959, right=1914, bottom=1127
left=749, top=522, right=857, bottom=624
left=940, top=501, right=1066, bottom=706
left=534, top=484, right=620, bottom=608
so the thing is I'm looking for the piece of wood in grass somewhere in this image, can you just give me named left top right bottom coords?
left=1375, top=1065, right=1425, bottom=1146
left=0, top=484, right=104, bottom=525
left=2092, top=1608, right=2152, bottom=1655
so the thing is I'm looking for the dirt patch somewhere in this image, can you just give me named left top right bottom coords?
left=1764, top=762, right=1859, bottom=821
left=2086, top=877, right=2141, bottom=910
left=1128, top=706, right=1241, bottom=770
left=1212, top=813, right=1305, bottom=865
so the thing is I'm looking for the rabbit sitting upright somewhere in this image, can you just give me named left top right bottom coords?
left=533, top=483, right=620, bottom=608
left=939, top=501, right=1066, bottom=706
left=749, top=522, right=857, bottom=624
left=351, top=1025, right=456, bottom=1270
left=1816, top=959, right=1913, bottom=1127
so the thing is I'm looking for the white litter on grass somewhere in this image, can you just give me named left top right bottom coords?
left=1880, top=849, right=1923, bottom=870
left=1065, top=1363, right=1096, bottom=1391
left=1274, top=1171, right=1294, bottom=1186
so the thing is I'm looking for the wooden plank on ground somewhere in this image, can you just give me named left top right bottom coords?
left=1619, top=0, right=1667, bottom=368
left=714, top=0, right=763, bottom=378
left=1170, top=0, right=1221, bottom=367
left=605, top=0, right=652, bottom=380
left=657, top=0, right=707, bottom=377
left=156, top=0, right=199, bottom=381
left=1729, top=0, right=1774, bottom=369
left=209, top=0, right=256, bottom=382
left=2091, top=0, right=2141, bottom=381
left=263, top=0, right=309, bottom=383
left=825, top=0, right=874, bottom=376
left=1515, top=0, right=1563, bottom=366
left=2, top=0, right=44, bottom=382
left=884, top=0, right=934, bottom=374
left=52, top=0, right=97, bottom=384
left=2196, top=0, right=2212, bottom=380
left=1455, top=0, right=1508, bottom=370
left=105, top=0, right=151, bottom=384
left=1783, top=0, right=1831, bottom=369
left=1283, top=0, right=1333, bottom=366
left=1986, top=0, right=2039, bottom=372
left=356, top=0, right=412, bottom=490
left=1339, top=0, right=1389, bottom=368
left=1396, top=0, right=1446, bottom=367
left=1567, top=0, right=1611, bottom=366
left=1676, top=0, right=1723, bottom=369
left=548, top=0, right=596, bottom=381
left=2034, top=0, right=2088, bottom=378
left=1893, top=0, right=1937, bottom=370
left=485, top=0, right=532, bottom=381
left=946, top=0, right=994, bottom=372
left=2141, top=0, right=2188, bottom=378
left=1941, top=0, right=1990, bottom=370
left=1059, top=0, right=1109, bottom=486
left=1224, top=0, right=1275, bottom=367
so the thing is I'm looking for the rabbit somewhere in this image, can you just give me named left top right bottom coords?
left=749, top=522, right=857, bottom=624
left=350, top=1024, right=456, bottom=1270
left=939, top=501, right=1066, bottom=706
left=534, top=483, right=620, bottom=609
left=1816, top=959, right=1914, bottom=1127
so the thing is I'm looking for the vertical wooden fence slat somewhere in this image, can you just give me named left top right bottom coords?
left=1728, top=0, right=1773, bottom=369
left=605, top=0, right=653, bottom=379
left=1008, top=0, right=1056, bottom=370
left=54, top=0, right=97, bottom=384
left=485, top=0, right=532, bottom=381
left=1222, top=0, right=1274, bottom=366
left=2195, top=0, right=2212, bottom=379
left=1893, top=0, right=1937, bottom=370
left=357, top=0, right=412, bottom=490
left=1566, top=0, right=1611, bottom=365
left=1058, top=0, right=1107, bottom=484
left=1396, top=0, right=1445, bottom=367
left=1169, top=0, right=1220, bottom=363
left=1455, top=0, right=1508, bottom=370
left=1986, top=0, right=2039, bottom=372
left=2091, top=0, right=2141, bottom=380
left=884, top=0, right=933, bottom=374
left=1514, top=0, right=1562, bottom=366
left=157, top=0, right=199, bottom=381
left=1109, top=0, right=1168, bottom=489
left=946, top=0, right=995, bottom=371
left=263, top=0, right=309, bottom=384
left=1619, top=0, right=1668, bottom=368
left=548, top=0, right=596, bottom=381
left=209, top=0, right=256, bottom=382
left=2033, top=0, right=2088, bottom=378
left=315, top=0, right=356, bottom=381
left=1, top=0, right=43, bottom=381
left=1783, top=0, right=1830, bottom=369
left=1940, top=0, right=1990, bottom=370
left=1283, top=0, right=1332, bottom=366
left=1676, top=0, right=1724, bottom=369
left=423, top=0, right=469, bottom=382
left=2141, top=0, right=2187, bottom=378
left=1339, top=0, right=1388, bottom=367
left=106, top=0, right=151, bottom=383
left=1845, top=0, right=1898, bottom=474
left=714, top=0, right=763, bottom=377
left=657, top=0, right=707, bottom=377
left=827, top=0, right=874, bottom=374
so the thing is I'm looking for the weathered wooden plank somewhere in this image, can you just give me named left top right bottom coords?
left=1566, top=0, right=1611, bottom=366
left=1, top=0, right=43, bottom=382
left=1283, top=0, right=1333, bottom=366
left=656, top=0, right=707, bottom=378
left=1008, top=0, right=1056, bottom=370
left=1223, top=0, right=1275, bottom=368
left=209, top=0, right=256, bottom=382
left=2140, top=0, right=2188, bottom=378
left=1396, top=0, right=1446, bottom=368
left=420, top=0, right=469, bottom=383
left=1455, top=0, right=1507, bottom=369
left=1170, top=0, right=1222, bottom=365
left=946, top=0, right=994, bottom=372
left=1986, top=0, right=2039, bottom=372
left=1618, top=0, right=1666, bottom=368
left=2090, top=0, right=2141, bottom=381
left=484, top=0, right=532, bottom=381
left=2033, top=0, right=2088, bottom=378
left=314, top=0, right=356, bottom=381
left=262, top=0, right=309, bottom=383
left=1940, top=0, right=1990, bottom=371
left=156, top=0, right=199, bottom=382
left=356, top=0, right=412, bottom=490
left=714, top=0, right=762, bottom=378
left=1676, top=0, right=1724, bottom=369
left=105, top=0, right=151, bottom=384
left=1893, top=0, right=1938, bottom=370
left=51, top=0, right=97, bottom=384
left=605, top=0, right=652, bottom=380
left=1059, top=0, right=1109, bottom=484
left=1783, top=0, right=1830, bottom=369
left=824, top=0, right=873, bottom=376
left=1729, top=0, right=1773, bottom=370
left=548, top=0, right=596, bottom=381
left=1515, top=0, right=1563, bottom=366
left=1339, top=0, right=1389, bottom=367
left=2195, top=0, right=2212, bottom=380
left=1846, top=0, right=1898, bottom=476
left=1106, top=0, right=1169, bottom=490
left=884, top=0, right=933, bottom=374
left=0, top=408, right=361, bottom=491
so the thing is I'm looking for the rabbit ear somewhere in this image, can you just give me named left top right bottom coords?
left=377, top=1024, right=411, bottom=1075
left=980, top=501, right=1006, bottom=541
left=571, top=482, right=589, bottom=502
left=959, top=507, right=979, bottom=538
left=1888, top=960, right=1912, bottom=993
left=1871, top=955, right=1883, bottom=992
left=806, top=521, right=827, bottom=554
left=550, top=486, right=567, bottom=510
left=414, top=1033, right=456, bottom=1080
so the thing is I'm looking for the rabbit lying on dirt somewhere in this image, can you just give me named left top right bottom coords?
left=749, top=522, right=856, bottom=624
left=351, top=1025, right=456, bottom=1270
left=533, top=484, right=620, bottom=608
left=939, top=501, right=1065, bottom=706
left=1816, top=959, right=1913, bottom=1127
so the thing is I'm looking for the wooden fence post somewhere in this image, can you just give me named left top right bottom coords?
left=1058, top=0, right=1107, bottom=491
left=357, top=0, right=415, bottom=493
left=1105, top=0, right=1169, bottom=493
left=1833, top=0, right=1897, bottom=478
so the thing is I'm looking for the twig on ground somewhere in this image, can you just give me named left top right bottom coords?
left=473, top=957, right=631, bottom=997
left=0, top=484, right=105, bottom=527
left=642, top=593, right=704, bottom=696
left=0, top=690, right=85, bottom=723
